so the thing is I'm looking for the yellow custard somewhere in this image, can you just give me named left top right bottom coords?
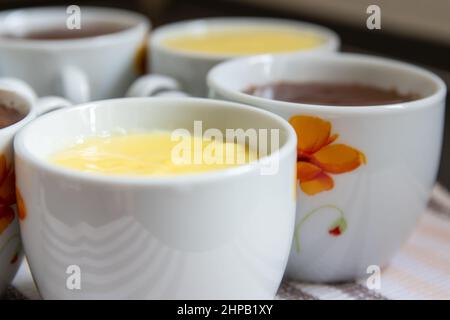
left=50, top=131, right=258, bottom=176
left=162, top=28, right=325, bottom=55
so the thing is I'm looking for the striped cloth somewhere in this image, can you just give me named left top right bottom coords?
left=5, top=184, right=450, bottom=300
left=278, top=184, right=450, bottom=300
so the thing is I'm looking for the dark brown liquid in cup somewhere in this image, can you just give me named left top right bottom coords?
left=245, top=82, right=420, bottom=106
left=0, top=104, right=26, bottom=129
left=2, top=23, right=128, bottom=40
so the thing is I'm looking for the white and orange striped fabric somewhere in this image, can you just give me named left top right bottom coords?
left=6, top=185, right=450, bottom=300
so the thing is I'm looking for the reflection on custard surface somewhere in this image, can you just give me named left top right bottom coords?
left=50, top=131, right=258, bottom=176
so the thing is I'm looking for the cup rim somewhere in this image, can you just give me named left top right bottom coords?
left=0, top=6, right=150, bottom=49
left=150, top=16, right=340, bottom=61
left=207, top=52, right=447, bottom=114
left=14, top=97, right=297, bottom=186
left=0, top=85, right=37, bottom=135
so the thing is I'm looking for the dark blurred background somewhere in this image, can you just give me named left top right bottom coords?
left=1, top=0, right=449, bottom=188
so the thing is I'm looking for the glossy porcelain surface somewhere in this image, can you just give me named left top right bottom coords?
left=0, top=7, right=149, bottom=103
left=15, top=97, right=297, bottom=299
left=208, top=53, right=446, bottom=282
left=150, top=17, right=339, bottom=97
left=0, top=78, right=71, bottom=295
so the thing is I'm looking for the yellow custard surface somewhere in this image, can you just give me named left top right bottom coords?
left=50, top=131, right=258, bottom=176
left=162, top=27, right=325, bottom=55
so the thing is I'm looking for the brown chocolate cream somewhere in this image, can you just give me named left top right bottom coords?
left=0, top=104, right=26, bottom=129
left=2, top=23, right=128, bottom=40
left=244, top=81, right=420, bottom=106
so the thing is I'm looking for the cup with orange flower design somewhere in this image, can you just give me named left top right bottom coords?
left=208, top=52, right=446, bottom=282
left=0, top=78, right=70, bottom=295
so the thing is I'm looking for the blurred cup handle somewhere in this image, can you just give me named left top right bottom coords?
left=0, top=77, right=72, bottom=116
left=35, top=96, right=72, bottom=116
left=61, top=66, right=90, bottom=104
left=126, top=74, right=189, bottom=98
left=0, top=77, right=38, bottom=104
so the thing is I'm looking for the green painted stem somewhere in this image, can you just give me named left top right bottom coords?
left=294, top=205, right=344, bottom=253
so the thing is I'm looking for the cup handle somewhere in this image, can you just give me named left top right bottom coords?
left=126, top=74, right=189, bottom=98
left=0, top=77, right=71, bottom=115
left=35, top=96, right=72, bottom=116
left=0, top=77, right=37, bottom=103
left=61, top=66, right=90, bottom=104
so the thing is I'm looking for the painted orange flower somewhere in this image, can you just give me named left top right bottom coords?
left=134, top=37, right=148, bottom=75
left=16, top=187, right=26, bottom=221
left=0, top=205, right=14, bottom=235
left=0, top=155, right=16, bottom=206
left=0, top=155, right=16, bottom=234
left=290, top=115, right=366, bottom=196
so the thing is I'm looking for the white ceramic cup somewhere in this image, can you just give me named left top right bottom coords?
left=137, top=17, right=339, bottom=97
left=0, top=7, right=150, bottom=104
left=0, top=78, right=70, bottom=295
left=14, top=97, right=297, bottom=299
left=208, top=52, right=447, bottom=282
